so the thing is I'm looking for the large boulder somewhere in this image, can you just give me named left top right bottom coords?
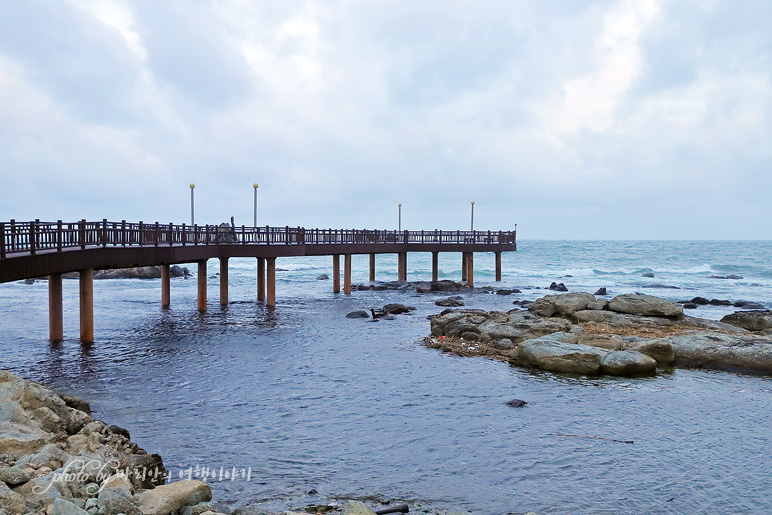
left=620, top=338, right=675, bottom=365
left=721, top=311, right=772, bottom=332
left=670, top=333, right=772, bottom=374
left=607, top=294, right=683, bottom=319
left=601, top=350, right=657, bottom=376
left=137, top=480, right=212, bottom=515
left=517, top=339, right=609, bottom=375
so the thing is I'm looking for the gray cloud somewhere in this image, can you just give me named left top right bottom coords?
left=0, top=0, right=769, bottom=239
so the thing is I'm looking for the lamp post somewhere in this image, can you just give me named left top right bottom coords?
left=398, top=203, right=402, bottom=232
left=190, top=183, right=195, bottom=226
left=253, top=183, right=259, bottom=228
left=470, top=201, right=475, bottom=231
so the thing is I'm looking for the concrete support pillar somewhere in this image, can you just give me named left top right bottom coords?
left=461, top=253, right=468, bottom=282
left=49, top=274, right=63, bottom=343
left=344, top=254, right=352, bottom=294
left=267, top=257, right=276, bottom=308
left=197, top=260, right=207, bottom=312
left=332, top=255, right=340, bottom=294
left=398, top=252, right=407, bottom=282
left=257, top=258, right=265, bottom=301
left=161, top=264, right=170, bottom=308
left=369, top=254, right=376, bottom=282
left=220, top=257, right=229, bottom=307
left=495, top=251, right=502, bottom=282
left=467, top=252, right=474, bottom=287
left=79, top=268, right=94, bottom=343
left=432, top=252, right=439, bottom=282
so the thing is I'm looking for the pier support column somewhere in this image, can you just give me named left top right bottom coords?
left=267, top=257, right=276, bottom=308
left=467, top=253, right=474, bottom=287
left=369, top=254, right=376, bottom=282
left=161, top=264, right=170, bottom=308
left=49, top=273, right=63, bottom=343
left=332, top=255, right=340, bottom=293
left=495, top=251, right=502, bottom=282
left=79, top=268, right=93, bottom=343
left=257, top=258, right=265, bottom=301
left=398, top=252, right=407, bottom=282
left=344, top=254, right=352, bottom=295
left=461, top=253, right=468, bottom=282
left=197, top=260, right=207, bottom=312
left=220, top=257, right=229, bottom=307
left=432, top=252, right=439, bottom=282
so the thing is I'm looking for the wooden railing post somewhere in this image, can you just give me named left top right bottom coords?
left=102, top=219, right=108, bottom=246
left=182, top=224, right=187, bottom=246
left=193, top=224, right=198, bottom=245
left=79, top=219, right=86, bottom=249
left=0, top=223, right=5, bottom=259
left=285, top=225, right=289, bottom=244
left=57, top=220, right=62, bottom=251
left=121, top=220, right=126, bottom=246
left=139, top=221, right=144, bottom=246
left=9, top=220, right=15, bottom=252
left=29, top=220, right=36, bottom=255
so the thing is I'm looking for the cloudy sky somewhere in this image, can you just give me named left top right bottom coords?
left=0, top=1, right=770, bottom=239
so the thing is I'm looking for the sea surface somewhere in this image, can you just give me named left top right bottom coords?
left=1, top=240, right=771, bottom=514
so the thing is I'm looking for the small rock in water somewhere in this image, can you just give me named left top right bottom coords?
left=734, top=300, right=766, bottom=310
left=435, top=296, right=464, bottom=307
left=683, top=303, right=698, bottom=309
left=710, top=299, right=732, bottom=306
left=691, top=297, right=710, bottom=305
left=710, top=274, right=743, bottom=280
left=382, top=303, right=413, bottom=315
left=549, top=282, right=568, bottom=292
left=642, top=272, right=655, bottom=278
left=23, top=278, right=35, bottom=285
left=594, top=287, right=607, bottom=296
left=346, top=311, right=370, bottom=319
left=317, top=274, right=330, bottom=280
left=505, top=399, right=528, bottom=408
left=415, top=282, right=432, bottom=293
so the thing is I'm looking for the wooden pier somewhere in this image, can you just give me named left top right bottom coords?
left=0, top=219, right=516, bottom=343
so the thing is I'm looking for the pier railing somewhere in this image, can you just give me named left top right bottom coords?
left=0, top=220, right=517, bottom=258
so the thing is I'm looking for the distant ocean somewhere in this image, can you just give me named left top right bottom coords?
left=1, top=240, right=771, bottom=514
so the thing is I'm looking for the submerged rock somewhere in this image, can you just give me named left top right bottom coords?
left=549, top=282, right=568, bottom=292
left=505, top=399, right=527, bottom=408
left=346, top=311, right=370, bottom=319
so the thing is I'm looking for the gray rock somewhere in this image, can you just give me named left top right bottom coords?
left=382, top=303, right=412, bottom=315
left=478, top=322, right=529, bottom=343
left=181, top=502, right=233, bottom=515
left=137, top=480, right=212, bottom=515
left=415, top=282, right=432, bottom=293
left=733, top=300, right=766, bottom=310
left=601, top=350, right=658, bottom=376
left=621, top=339, right=675, bottom=365
left=670, top=333, right=772, bottom=374
left=490, top=339, right=515, bottom=350
left=51, top=498, right=89, bottom=515
left=341, top=500, right=377, bottom=515
left=316, top=274, right=329, bottom=280
left=0, top=466, right=31, bottom=486
left=549, top=282, right=568, bottom=292
left=607, top=294, right=683, bottom=319
left=642, top=272, right=655, bottom=278
left=505, top=399, right=527, bottom=407
left=594, top=287, right=607, bottom=296
left=346, top=311, right=370, bottom=319
left=435, top=296, right=465, bottom=307
left=721, top=311, right=772, bottom=332
left=518, top=339, right=609, bottom=375
left=552, top=292, right=597, bottom=317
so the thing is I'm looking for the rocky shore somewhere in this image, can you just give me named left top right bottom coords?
left=0, top=372, right=479, bottom=515
left=426, top=292, right=772, bottom=376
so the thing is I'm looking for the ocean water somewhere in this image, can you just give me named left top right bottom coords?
left=1, top=240, right=771, bottom=514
